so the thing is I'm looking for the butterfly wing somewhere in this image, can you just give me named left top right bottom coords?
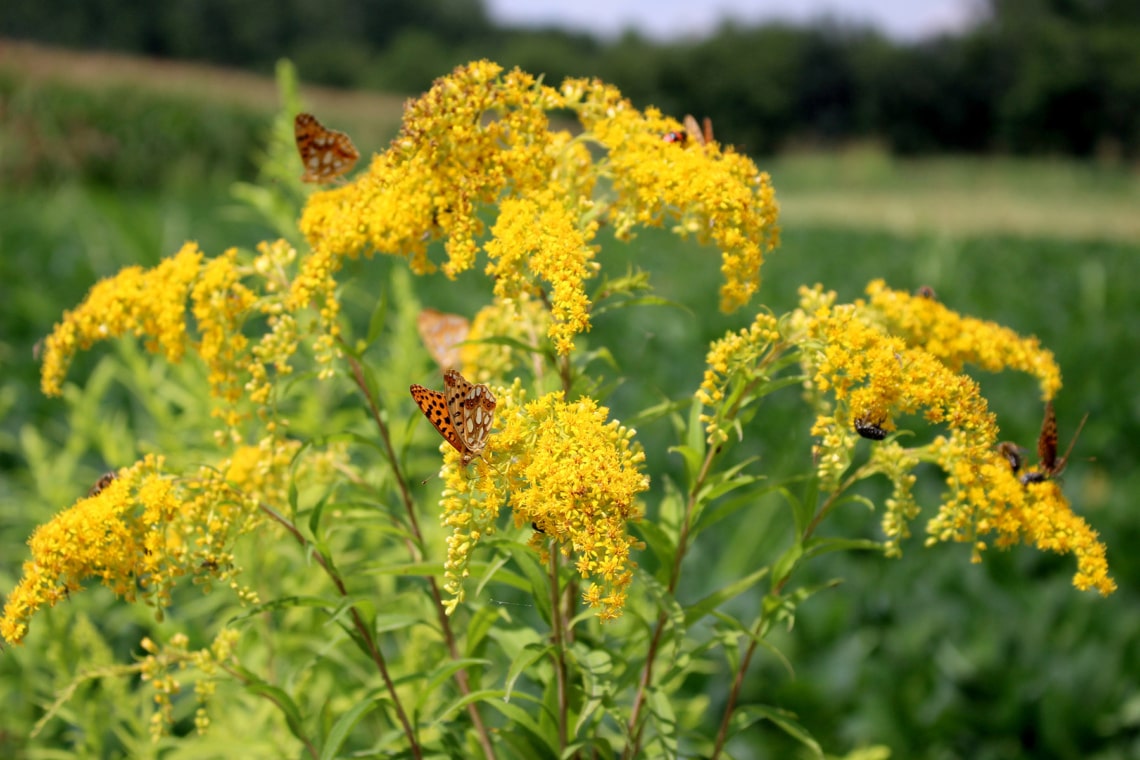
left=683, top=114, right=703, bottom=146
left=1037, top=400, right=1059, bottom=473
left=294, top=113, right=360, bottom=184
left=417, top=309, right=470, bottom=370
left=443, top=369, right=496, bottom=458
left=410, top=384, right=466, bottom=455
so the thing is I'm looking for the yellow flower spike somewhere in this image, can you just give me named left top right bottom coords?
left=485, top=192, right=598, bottom=355
left=795, top=282, right=1113, bottom=596
left=436, top=383, right=648, bottom=621
left=293, top=63, right=777, bottom=359
left=0, top=437, right=314, bottom=644
left=865, top=279, right=1062, bottom=400
left=698, top=312, right=782, bottom=444
left=191, top=248, right=257, bottom=405
left=40, top=242, right=203, bottom=397
left=926, top=438, right=1115, bottom=596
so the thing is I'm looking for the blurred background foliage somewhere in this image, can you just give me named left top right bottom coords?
left=1, top=0, right=1139, bottom=757
left=4, top=0, right=1140, bottom=158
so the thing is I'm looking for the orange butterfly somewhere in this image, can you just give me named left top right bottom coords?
left=294, top=112, right=359, bottom=184
left=417, top=309, right=470, bottom=370
left=1020, top=400, right=1088, bottom=484
left=87, top=471, right=117, bottom=497
left=409, top=369, right=496, bottom=465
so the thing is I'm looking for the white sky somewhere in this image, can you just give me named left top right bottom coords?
left=484, top=0, right=979, bottom=41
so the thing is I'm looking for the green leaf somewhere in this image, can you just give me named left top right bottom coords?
left=627, top=397, right=691, bottom=428
left=465, top=604, right=500, bottom=657
left=475, top=334, right=542, bottom=354
left=690, top=480, right=778, bottom=540
left=731, top=704, right=823, bottom=758
left=802, top=536, right=885, bottom=560
left=472, top=552, right=512, bottom=601
left=414, top=658, right=492, bottom=716
left=319, top=689, right=384, bottom=760
left=684, top=565, right=770, bottom=625
left=792, top=477, right=817, bottom=536
left=306, top=493, right=326, bottom=540
left=365, top=291, right=390, bottom=347
left=635, top=514, right=677, bottom=576
left=503, top=543, right=553, bottom=624
left=373, top=613, right=420, bottom=634
left=480, top=693, right=558, bottom=756
left=685, top=397, right=706, bottom=465
left=236, top=673, right=309, bottom=746
left=669, top=444, right=703, bottom=494
left=227, top=595, right=334, bottom=623
left=504, top=642, right=553, bottom=703
left=772, top=540, right=804, bottom=586
left=590, top=294, right=683, bottom=319
left=711, top=610, right=794, bottom=678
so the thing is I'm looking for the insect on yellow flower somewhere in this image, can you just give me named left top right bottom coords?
left=1020, top=400, right=1088, bottom=484
left=854, top=416, right=888, bottom=440
left=87, top=471, right=118, bottom=497
left=996, top=441, right=1025, bottom=474
left=294, top=112, right=360, bottom=184
left=409, top=370, right=496, bottom=465
left=664, top=114, right=714, bottom=146
left=416, top=309, right=470, bottom=370
left=914, top=285, right=938, bottom=300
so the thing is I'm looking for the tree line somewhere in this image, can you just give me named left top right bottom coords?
left=3, top=0, right=1138, bottom=158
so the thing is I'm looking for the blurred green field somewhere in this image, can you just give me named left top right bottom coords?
left=1, top=45, right=1138, bottom=759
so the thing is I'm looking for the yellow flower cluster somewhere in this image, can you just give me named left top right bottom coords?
left=796, top=282, right=1114, bottom=595
left=565, top=81, right=781, bottom=312
left=191, top=249, right=258, bottom=405
left=461, top=293, right=552, bottom=383
left=139, top=628, right=241, bottom=739
left=0, top=436, right=314, bottom=644
left=297, top=61, right=779, bottom=359
left=437, top=384, right=648, bottom=621
left=864, top=279, right=1061, bottom=399
left=2, top=456, right=172, bottom=643
left=927, top=438, right=1114, bottom=595
left=34, top=235, right=337, bottom=445
left=485, top=191, right=599, bottom=354
left=866, top=441, right=921, bottom=556
left=697, top=312, right=782, bottom=443
left=40, top=242, right=203, bottom=397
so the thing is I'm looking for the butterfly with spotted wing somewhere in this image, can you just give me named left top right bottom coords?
left=409, top=370, right=496, bottom=466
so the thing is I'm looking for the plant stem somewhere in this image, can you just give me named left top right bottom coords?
left=710, top=465, right=866, bottom=757
left=346, top=354, right=498, bottom=760
left=624, top=429, right=719, bottom=757
left=260, top=503, right=422, bottom=759
left=549, top=545, right=570, bottom=750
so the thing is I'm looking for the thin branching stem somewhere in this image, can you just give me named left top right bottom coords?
left=549, top=547, right=571, bottom=750
left=345, top=354, right=497, bottom=760
left=710, top=464, right=868, bottom=757
left=627, top=350, right=795, bottom=757
left=260, top=502, right=422, bottom=759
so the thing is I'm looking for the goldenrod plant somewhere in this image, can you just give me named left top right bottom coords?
left=2, top=61, right=1113, bottom=759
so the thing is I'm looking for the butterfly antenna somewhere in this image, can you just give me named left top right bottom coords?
left=1057, top=413, right=1089, bottom=471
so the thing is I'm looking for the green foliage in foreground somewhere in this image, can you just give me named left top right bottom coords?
left=0, top=83, right=1137, bottom=759
left=1, top=182, right=1138, bottom=759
